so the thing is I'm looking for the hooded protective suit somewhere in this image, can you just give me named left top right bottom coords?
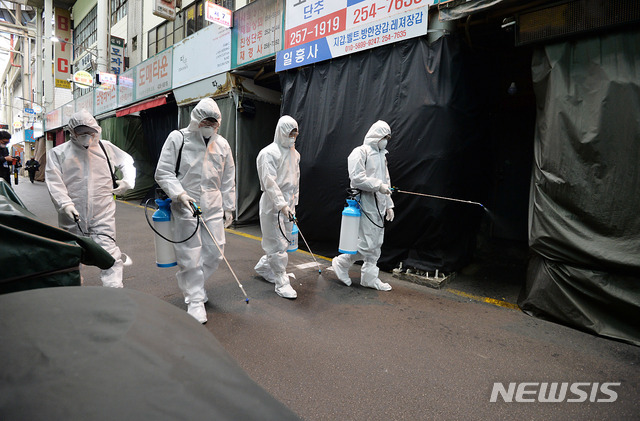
left=45, top=109, right=136, bottom=288
left=254, top=116, right=300, bottom=299
left=332, top=120, right=394, bottom=291
left=155, top=98, right=236, bottom=321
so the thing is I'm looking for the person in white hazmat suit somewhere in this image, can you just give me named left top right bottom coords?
left=332, top=120, right=394, bottom=291
left=254, top=116, right=300, bottom=299
left=155, top=98, right=235, bottom=324
left=45, top=109, right=136, bottom=288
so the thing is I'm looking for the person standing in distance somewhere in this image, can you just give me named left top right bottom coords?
left=45, top=109, right=136, bottom=288
left=155, top=98, right=236, bottom=324
left=254, top=116, right=300, bottom=299
left=25, top=157, right=40, bottom=183
left=332, top=120, right=394, bottom=291
left=0, top=131, right=13, bottom=185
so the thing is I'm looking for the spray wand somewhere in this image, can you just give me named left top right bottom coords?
left=189, top=202, right=250, bottom=304
left=290, top=214, right=322, bottom=274
left=391, top=187, right=485, bottom=209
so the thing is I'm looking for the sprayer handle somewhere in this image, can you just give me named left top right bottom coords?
left=189, top=201, right=202, bottom=217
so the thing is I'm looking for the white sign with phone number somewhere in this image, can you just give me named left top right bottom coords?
left=285, top=0, right=435, bottom=49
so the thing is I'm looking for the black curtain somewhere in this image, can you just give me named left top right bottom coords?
left=519, top=29, right=640, bottom=346
left=280, top=34, right=491, bottom=272
left=141, top=100, right=179, bottom=166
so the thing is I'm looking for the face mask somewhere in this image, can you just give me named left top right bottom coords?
left=283, top=137, right=296, bottom=148
left=200, top=126, right=215, bottom=139
left=378, top=139, right=388, bottom=150
left=76, top=134, right=92, bottom=147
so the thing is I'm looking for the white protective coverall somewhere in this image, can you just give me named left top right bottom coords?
left=45, top=109, right=136, bottom=288
left=254, top=116, right=300, bottom=299
left=155, top=98, right=236, bottom=317
left=332, top=120, right=394, bottom=291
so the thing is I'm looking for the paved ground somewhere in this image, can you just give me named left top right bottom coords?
left=8, top=176, right=640, bottom=420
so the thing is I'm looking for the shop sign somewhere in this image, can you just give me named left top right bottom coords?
left=277, top=3, right=427, bottom=71
left=173, top=23, right=230, bottom=88
left=136, top=48, right=172, bottom=100
left=73, top=70, right=94, bottom=88
left=153, top=0, right=177, bottom=21
left=205, top=1, right=233, bottom=28
left=232, top=0, right=283, bottom=67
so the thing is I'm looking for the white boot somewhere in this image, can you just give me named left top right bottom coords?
left=360, top=262, right=392, bottom=291
left=187, top=302, right=207, bottom=324
left=254, top=255, right=276, bottom=283
left=275, top=273, right=297, bottom=299
left=331, top=255, right=353, bottom=286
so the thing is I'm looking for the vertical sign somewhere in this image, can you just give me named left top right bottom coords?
left=54, top=8, right=72, bottom=89
left=110, top=36, right=125, bottom=75
left=232, top=0, right=283, bottom=68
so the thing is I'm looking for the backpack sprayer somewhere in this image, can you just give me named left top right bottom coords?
left=144, top=193, right=250, bottom=303
left=337, top=187, right=486, bottom=254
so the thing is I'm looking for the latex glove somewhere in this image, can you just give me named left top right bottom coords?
left=224, top=210, right=234, bottom=228
left=112, top=180, right=132, bottom=196
left=178, top=192, right=196, bottom=209
left=280, top=205, right=294, bottom=221
left=385, top=208, right=395, bottom=222
left=378, top=184, right=391, bottom=195
left=62, top=203, right=79, bottom=221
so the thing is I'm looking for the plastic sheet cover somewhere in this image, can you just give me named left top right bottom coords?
left=0, top=287, right=300, bottom=420
left=518, top=30, right=640, bottom=346
left=280, top=35, right=490, bottom=272
left=0, top=181, right=115, bottom=294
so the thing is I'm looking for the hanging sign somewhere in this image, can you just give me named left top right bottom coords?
left=205, top=1, right=233, bottom=28
left=73, top=70, right=94, bottom=88
left=153, top=0, right=177, bottom=21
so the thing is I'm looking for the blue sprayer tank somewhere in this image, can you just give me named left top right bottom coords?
left=287, top=224, right=299, bottom=253
left=152, top=198, right=177, bottom=267
left=338, top=199, right=360, bottom=254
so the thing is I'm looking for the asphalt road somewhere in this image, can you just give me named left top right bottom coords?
left=10, top=177, right=640, bottom=420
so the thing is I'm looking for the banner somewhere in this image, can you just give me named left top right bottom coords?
left=277, top=6, right=427, bottom=71
left=54, top=8, right=72, bottom=89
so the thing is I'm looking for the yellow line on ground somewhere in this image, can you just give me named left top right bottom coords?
left=126, top=201, right=514, bottom=301
left=445, top=288, right=520, bottom=310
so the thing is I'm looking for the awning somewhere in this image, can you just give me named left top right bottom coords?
left=115, top=95, right=167, bottom=117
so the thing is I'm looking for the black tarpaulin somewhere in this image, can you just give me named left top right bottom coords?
left=519, top=29, right=640, bottom=345
left=99, top=115, right=156, bottom=200
left=280, top=35, right=490, bottom=272
left=0, top=287, right=300, bottom=420
left=0, top=181, right=114, bottom=294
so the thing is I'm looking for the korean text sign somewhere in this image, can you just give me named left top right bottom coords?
left=277, top=3, right=428, bottom=71
left=136, top=48, right=173, bottom=100
left=232, top=0, right=284, bottom=67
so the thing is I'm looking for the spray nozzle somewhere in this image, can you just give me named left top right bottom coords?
left=189, top=201, right=202, bottom=217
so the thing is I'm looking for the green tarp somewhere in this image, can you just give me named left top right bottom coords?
left=0, top=180, right=115, bottom=294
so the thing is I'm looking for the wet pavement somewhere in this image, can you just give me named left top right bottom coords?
left=8, top=176, right=640, bottom=420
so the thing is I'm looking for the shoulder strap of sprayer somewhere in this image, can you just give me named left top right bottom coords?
left=98, top=140, right=119, bottom=189
left=175, top=130, right=185, bottom=176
